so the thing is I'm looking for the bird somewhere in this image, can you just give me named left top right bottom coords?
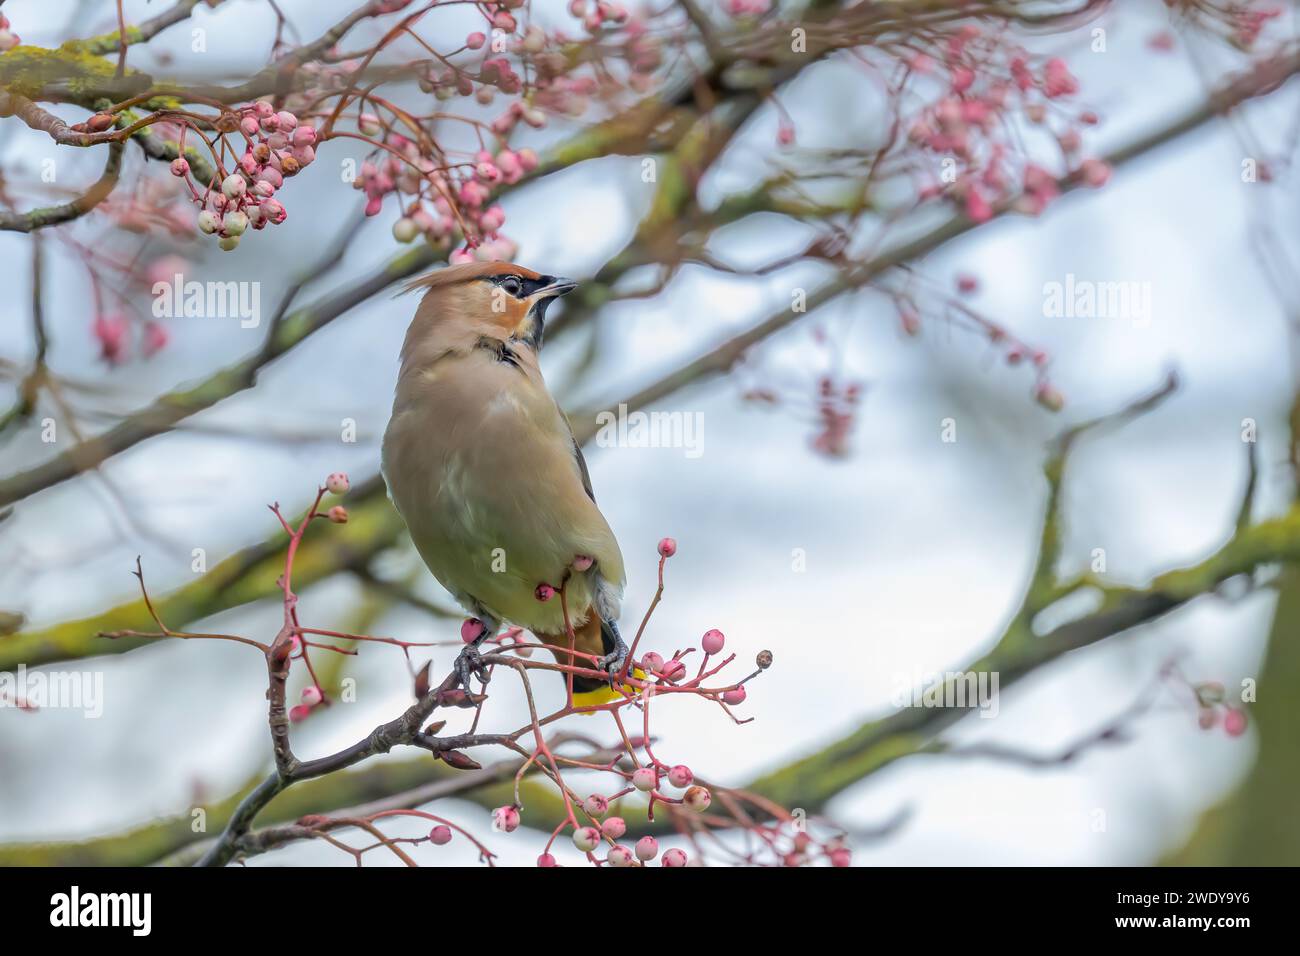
left=381, top=260, right=631, bottom=706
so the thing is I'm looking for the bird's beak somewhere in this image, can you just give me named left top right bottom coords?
left=536, top=276, right=577, bottom=298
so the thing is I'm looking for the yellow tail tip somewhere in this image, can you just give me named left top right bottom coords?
left=571, top=667, right=645, bottom=711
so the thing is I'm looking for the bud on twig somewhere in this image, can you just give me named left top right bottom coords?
left=440, top=750, right=483, bottom=770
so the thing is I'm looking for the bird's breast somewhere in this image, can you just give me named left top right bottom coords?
left=382, top=351, right=611, bottom=631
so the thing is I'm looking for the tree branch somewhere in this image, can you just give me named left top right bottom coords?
left=0, top=141, right=123, bottom=232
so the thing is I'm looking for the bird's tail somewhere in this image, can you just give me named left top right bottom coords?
left=537, top=613, right=642, bottom=709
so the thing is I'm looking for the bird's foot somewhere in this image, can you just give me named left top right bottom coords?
left=596, top=634, right=632, bottom=690
left=453, top=642, right=490, bottom=695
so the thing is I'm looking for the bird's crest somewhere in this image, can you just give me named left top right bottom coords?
left=401, top=261, right=542, bottom=297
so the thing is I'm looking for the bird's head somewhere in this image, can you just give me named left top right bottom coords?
left=403, top=261, right=577, bottom=353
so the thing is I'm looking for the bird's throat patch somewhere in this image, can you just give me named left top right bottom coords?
left=475, top=335, right=522, bottom=370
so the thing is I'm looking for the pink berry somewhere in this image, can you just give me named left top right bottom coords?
left=642, top=651, right=665, bottom=674
left=142, top=321, right=169, bottom=358
left=534, top=583, right=555, bottom=602
left=631, top=768, right=657, bottom=791
left=683, top=786, right=711, bottom=812
left=466, top=31, right=486, bottom=50
left=461, top=618, right=486, bottom=643
left=289, top=704, right=310, bottom=722
left=1035, top=381, right=1066, bottom=413
left=661, top=848, right=688, bottom=867
left=256, top=167, right=283, bottom=190
left=660, top=659, right=685, bottom=681
left=607, top=845, right=635, bottom=867
left=300, top=686, right=322, bottom=705
left=572, top=554, right=594, bottom=572
left=537, top=853, right=557, bottom=867
left=495, top=150, right=521, bottom=177
left=634, top=836, right=658, bottom=861
left=723, top=686, right=747, bottom=706
left=262, top=198, right=287, bottom=223
left=966, top=189, right=993, bottom=223
left=327, top=505, right=348, bottom=524
left=600, top=817, right=626, bottom=839
left=829, top=848, right=852, bottom=867
left=429, top=824, right=453, bottom=845
left=493, top=805, right=520, bottom=832
left=583, top=794, right=609, bottom=816
left=572, top=826, right=601, bottom=852
left=657, top=537, right=677, bottom=558
left=1223, top=708, right=1248, bottom=737
left=667, top=765, right=693, bottom=789
left=1079, top=157, right=1111, bottom=188
left=169, top=157, right=189, bottom=177
left=325, top=471, right=349, bottom=494
left=701, top=629, right=725, bottom=655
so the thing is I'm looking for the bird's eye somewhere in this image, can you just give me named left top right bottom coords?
left=500, top=276, right=522, bottom=297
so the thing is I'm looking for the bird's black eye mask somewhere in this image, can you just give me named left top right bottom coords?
left=484, top=274, right=555, bottom=299
left=482, top=274, right=570, bottom=350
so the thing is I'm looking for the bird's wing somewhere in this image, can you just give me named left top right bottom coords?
left=565, top=416, right=597, bottom=504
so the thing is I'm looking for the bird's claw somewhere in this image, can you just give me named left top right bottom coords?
left=596, top=636, right=632, bottom=690
left=454, top=643, right=490, bottom=694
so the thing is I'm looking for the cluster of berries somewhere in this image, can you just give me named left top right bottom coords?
left=1193, top=681, right=1249, bottom=737
left=92, top=314, right=168, bottom=366
left=355, top=125, right=540, bottom=261
left=171, top=103, right=318, bottom=251
left=906, top=26, right=1111, bottom=222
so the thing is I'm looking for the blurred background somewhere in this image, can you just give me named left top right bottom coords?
left=0, top=0, right=1297, bottom=865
